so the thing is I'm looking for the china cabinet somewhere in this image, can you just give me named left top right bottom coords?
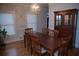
left=54, top=9, right=78, bottom=47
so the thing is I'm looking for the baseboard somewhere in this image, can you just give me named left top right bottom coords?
left=4, top=36, right=23, bottom=44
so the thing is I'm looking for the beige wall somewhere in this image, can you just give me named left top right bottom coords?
left=0, top=3, right=48, bottom=43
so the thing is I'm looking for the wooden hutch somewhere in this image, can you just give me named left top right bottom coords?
left=54, top=9, right=78, bottom=48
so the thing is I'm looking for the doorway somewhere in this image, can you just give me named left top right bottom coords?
left=46, top=15, right=49, bottom=29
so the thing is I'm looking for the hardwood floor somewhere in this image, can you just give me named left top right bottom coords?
left=0, top=40, right=31, bottom=56
left=0, top=40, right=79, bottom=56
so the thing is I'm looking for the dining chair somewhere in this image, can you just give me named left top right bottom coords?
left=48, top=29, right=59, bottom=38
left=61, top=36, right=72, bottom=55
left=25, top=28, right=33, bottom=34
left=47, top=29, right=60, bottom=56
left=24, top=28, right=33, bottom=48
left=25, top=33, right=32, bottom=55
left=42, top=28, right=49, bottom=35
left=42, top=29, right=59, bottom=56
left=30, top=36, right=48, bottom=56
left=54, top=36, right=72, bottom=56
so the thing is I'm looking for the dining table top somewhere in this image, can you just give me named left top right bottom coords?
left=27, top=31, right=71, bottom=53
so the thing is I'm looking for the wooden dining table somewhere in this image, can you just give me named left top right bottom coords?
left=26, top=31, right=71, bottom=55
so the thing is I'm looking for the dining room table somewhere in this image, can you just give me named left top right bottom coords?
left=25, top=31, right=71, bottom=55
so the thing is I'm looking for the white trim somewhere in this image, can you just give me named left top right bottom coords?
left=4, top=34, right=23, bottom=44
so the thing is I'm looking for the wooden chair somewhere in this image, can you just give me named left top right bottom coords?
left=63, top=36, right=72, bottom=56
left=42, top=28, right=60, bottom=55
left=42, top=28, right=59, bottom=37
left=47, top=29, right=60, bottom=56
left=48, top=29, right=59, bottom=38
left=53, top=36, right=72, bottom=56
left=25, top=28, right=33, bottom=34
left=24, top=28, right=49, bottom=55
left=24, top=33, right=32, bottom=55
left=42, top=28, right=49, bottom=35
left=30, top=36, right=48, bottom=56
left=24, top=28, right=33, bottom=48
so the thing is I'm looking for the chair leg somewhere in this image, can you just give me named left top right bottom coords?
left=30, top=47, right=32, bottom=56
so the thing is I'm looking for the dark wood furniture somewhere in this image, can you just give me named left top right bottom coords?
left=48, top=29, right=59, bottom=38
left=30, top=35, right=48, bottom=56
left=30, top=29, right=59, bottom=56
left=42, top=28, right=49, bottom=35
left=25, top=28, right=33, bottom=33
left=42, top=28, right=59, bottom=36
left=54, top=9, right=78, bottom=48
left=24, top=28, right=33, bottom=48
left=24, top=28, right=48, bottom=56
left=58, top=36, right=72, bottom=55
left=27, top=31, right=70, bottom=56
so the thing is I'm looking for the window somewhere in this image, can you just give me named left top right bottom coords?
left=0, top=13, right=15, bottom=35
left=26, top=14, right=37, bottom=32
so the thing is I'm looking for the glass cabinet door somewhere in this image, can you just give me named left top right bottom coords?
left=64, top=14, right=73, bottom=26
left=56, top=15, right=62, bottom=26
left=64, top=15, right=69, bottom=25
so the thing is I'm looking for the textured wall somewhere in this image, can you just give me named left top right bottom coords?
left=0, top=3, right=48, bottom=43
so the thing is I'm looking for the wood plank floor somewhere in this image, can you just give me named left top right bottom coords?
left=0, top=40, right=79, bottom=56
left=0, top=40, right=31, bottom=56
